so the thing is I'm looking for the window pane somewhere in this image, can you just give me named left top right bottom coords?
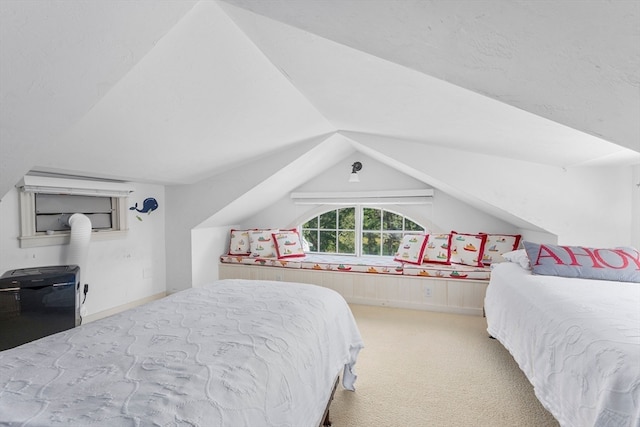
left=36, top=214, right=67, bottom=232
left=319, top=231, right=337, bottom=253
left=383, top=232, right=402, bottom=256
left=383, top=211, right=403, bottom=231
left=362, top=232, right=381, bottom=255
left=319, top=211, right=337, bottom=229
left=34, top=194, right=114, bottom=232
left=405, top=218, right=424, bottom=232
left=338, top=207, right=355, bottom=229
left=338, top=231, right=355, bottom=254
left=299, top=207, right=426, bottom=257
left=303, top=217, right=318, bottom=229
left=36, top=194, right=112, bottom=214
left=362, top=208, right=380, bottom=231
left=302, top=229, right=317, bottom=252
left=35, top=213, right=112, bottom=232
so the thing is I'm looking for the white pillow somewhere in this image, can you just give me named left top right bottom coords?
left=501, top=249, right=531, bottom=270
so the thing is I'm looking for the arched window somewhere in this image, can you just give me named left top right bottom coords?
left=301, top=207, right=425, bottom=256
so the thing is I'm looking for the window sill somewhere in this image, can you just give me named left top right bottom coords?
left=18, top=230, right=128, bottom=248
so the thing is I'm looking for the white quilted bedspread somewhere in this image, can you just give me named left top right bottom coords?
left=485, top=262, right=640, bottom=427
left=0, top=279, right=364, bottom=427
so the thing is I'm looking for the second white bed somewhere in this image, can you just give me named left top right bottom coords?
left=485, top=262, right=640, bottom=427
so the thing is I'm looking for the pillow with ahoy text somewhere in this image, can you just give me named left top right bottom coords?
left=394, top=234, right=429, bottom=265
left=523, top=242, right=640, bottom=283
left=272, top=231, right=306, bottom=259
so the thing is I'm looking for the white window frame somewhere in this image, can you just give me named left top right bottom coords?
left=16, top=175, right=132, bottom=248
left=302, top=207, right=359, bottom=255
left=301, top=205, right=426, bottom=257
left=360, top=206, right=425, bottom=256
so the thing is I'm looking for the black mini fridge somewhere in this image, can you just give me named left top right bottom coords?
left=0, top=265, right=81, bottom=351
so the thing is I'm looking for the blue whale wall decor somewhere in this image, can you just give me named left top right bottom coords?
left=130, top=198, right=159, bottom=217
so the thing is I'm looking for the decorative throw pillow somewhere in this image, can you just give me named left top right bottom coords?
left=228, top=229, right=251, bottom=255
left=249, top=229, right=279, bottom=258
left=523, top=242, right=640, bottom=283
left=501, top=249, right=531, bottom=270
left=480, top=233, right=522, bottom=265
left=449, top=232, right=488, bottom=267
left=422, top=233, right=452, bottom=264
left=394, top=234, right=429, bottom=265
left=272, top=231, right=306, bottom=259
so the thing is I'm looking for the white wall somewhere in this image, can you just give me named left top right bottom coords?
left=242, top=154, right=527, bottom=236
left=351, top=133, right=635, bottom=247
left=191, top=226, right=229, bottom=289
left=0, top=183, right=166, bottom=317
left=165, top=136, right=353, bottom=293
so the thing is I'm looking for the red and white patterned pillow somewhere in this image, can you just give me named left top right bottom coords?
left=272, top=231, right=306, bottom=259
left=480, top=233, right=522, bottom=265
left=394, top=234, right=429, bottom=265
left=449, top=231, right=488, bottom=267
left=228, top=229, right=252, bottom=255
left=422, top=233, right=452, bottom=264
left=249, top=229, right=279, bottom=258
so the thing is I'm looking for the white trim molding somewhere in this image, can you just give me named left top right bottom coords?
left=290, top=189, right=434, bottom=205
left=17, top=175, right=133, bottom=197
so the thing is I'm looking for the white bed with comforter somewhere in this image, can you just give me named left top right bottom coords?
left=485, top=262, right=640, bottom=427
left=0, top=279, right=364, bottom=427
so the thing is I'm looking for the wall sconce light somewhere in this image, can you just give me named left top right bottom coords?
left=349, top=161, right=362, bottom=183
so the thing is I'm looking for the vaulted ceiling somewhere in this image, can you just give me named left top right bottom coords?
left=1, top=0, right=638, bottom=200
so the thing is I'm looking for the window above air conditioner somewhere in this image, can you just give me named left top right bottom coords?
left=16, top=174, right=134, bottom=248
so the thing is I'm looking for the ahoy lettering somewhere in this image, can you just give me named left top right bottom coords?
left=532, top=245, right=640, bottom=270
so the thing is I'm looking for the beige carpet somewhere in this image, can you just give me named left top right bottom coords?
left=329, top=304, right=559, bottom=427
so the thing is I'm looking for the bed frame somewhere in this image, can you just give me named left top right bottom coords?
left=320, top=376, right=340, bottom=426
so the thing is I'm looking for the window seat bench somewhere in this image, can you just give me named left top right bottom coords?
left=219, top=254, right=490, bottom=316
